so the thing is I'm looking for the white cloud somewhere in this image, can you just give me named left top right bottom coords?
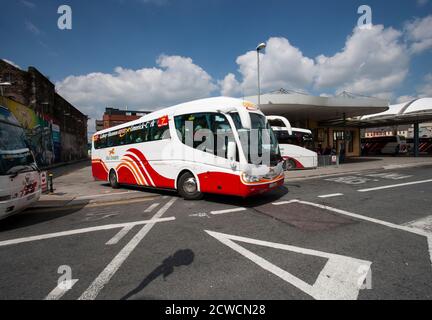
left=227, top=37, right=315, bottom=96
left=396, top=73, right=432, bottom=103
left=221, top=25, right=409, bottom=99
left=219, top=73, right=242, bottom=97
left=417, top=0, right=429, bottom=7
left=1, top=59, right=22, bottom=70
left=405, top=15, right=432, bottom=54
left=56, top=55, right=217, bottom=132
left=417, top=73, right=432, bottom=96
left=396, top=95, right=417, bottom=104
left=315, top=25, right=409, bottom=97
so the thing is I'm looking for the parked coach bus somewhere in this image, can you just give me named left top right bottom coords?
left=91, top=97, right=285, bottom=200
left=267, top=116, right=318, bottom=170
left=406, top=137, right=432, bottom=155
left=0, top=105, right=41, bottom=220
left=361, top=136, right=408, bottom=155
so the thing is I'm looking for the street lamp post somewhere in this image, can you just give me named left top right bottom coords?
left=256, top=42, right=266, bottom=106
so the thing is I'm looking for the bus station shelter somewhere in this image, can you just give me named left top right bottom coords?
left=246, top=90, right=389, bottom=157
left=247, top=91, right=432, bottom=157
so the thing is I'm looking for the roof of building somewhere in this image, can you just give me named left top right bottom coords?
left=325, top=97, right=432, bottom=127
left=245, top=90, right=389, bottom=122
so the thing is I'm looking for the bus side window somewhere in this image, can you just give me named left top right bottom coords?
left=95, top=136, right=107, bottom=149
left=174, top=115, right=185, bottom=143
left=212, top=114, right=234, bottom=159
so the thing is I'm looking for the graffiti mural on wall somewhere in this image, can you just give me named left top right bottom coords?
left=2, top=97, right=60, bottom=167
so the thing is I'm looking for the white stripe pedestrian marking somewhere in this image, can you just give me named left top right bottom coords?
left=45, top=279, right=78, bottom=300
left=210, top=208, right=246, bottom=215
left=358, top=179, right=432, bottom=192
left=105, top=225, right=134, bottom=245
left=0, top=217, right=175, bottom=247
left=275, top=199, right=432, bottom=266
left=206, top=230, right=371, bottom=300
left=318, top=193, right=344, bottom=198
left=144, top=203, right=159, bottom=213
left=78, top=197, right=177, bottom=300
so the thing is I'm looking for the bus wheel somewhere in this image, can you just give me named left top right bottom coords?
left=178, top=172, right=203, bottom=200
left=109, top=170, right=120, bottom=189
left=286, top=159, right=297, bottom=170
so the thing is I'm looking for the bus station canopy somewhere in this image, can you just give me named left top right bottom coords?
left=246, top=90, right=389, bottom=123
left=321, top=98, right=432, bottom=128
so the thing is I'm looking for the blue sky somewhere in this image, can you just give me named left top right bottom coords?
left=1, top=0, right=432, bottom=131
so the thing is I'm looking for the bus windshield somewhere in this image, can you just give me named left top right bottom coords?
left=274, top=130, right=314, bottom=150
left=230, top=112, right=281, bottom=166
left=0, top=110, right=36, bottom=176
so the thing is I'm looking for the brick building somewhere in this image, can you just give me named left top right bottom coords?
left=0, top=59, right=88, bottom=166
left=96, top=107, right=151, bottom=130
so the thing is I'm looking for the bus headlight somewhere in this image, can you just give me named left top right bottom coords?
left=241, top=172, right=261, bottom=183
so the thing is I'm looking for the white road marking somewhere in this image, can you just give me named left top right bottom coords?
left=318, top=193, right=344, bottom=198
left=272, top=200, right=299, bottom=206
left=364, top=173, right=412, bottom=180
left=144, top=203, right=159, bottom=213
left=78, top=197, right=177, bottom=300
left=210, top=208, right=246, bottom=215
left=206, top=230, right=371, bottom=300
left=189, top=212, right=211, bottom=218
left=325, top=176, right=371, bottom=185
left=45, top=279, right=78, bottom=300
left=0, top=217, right=175, bottom=248
left=358, top=179, right=432, bottom=192
left=280, top=199, right=432, bottom=266
left=105, top=225, right=134, bottom=245
left=75, top=191, right=139, bottom=200
left=404, top=215, right=432, bottom=234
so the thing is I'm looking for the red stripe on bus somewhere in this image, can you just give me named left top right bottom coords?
left=127, top=148, right=175, bottom=189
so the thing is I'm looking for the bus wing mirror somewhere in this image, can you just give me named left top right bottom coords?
left=227, top=141, right=237, bottom=168
left=237, top=107, right=252, bottom=130
left=219, top=106, right=251, bottom=129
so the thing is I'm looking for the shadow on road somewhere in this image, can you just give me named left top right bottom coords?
left=121, top=249, right=195, bottom=300
left=0, top=202, right=89, bottom=232
left=201, top=185, right=289, bottom=208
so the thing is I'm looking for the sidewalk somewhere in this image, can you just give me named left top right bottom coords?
left=285, top=156, right=432, bottom=181
left=35, top=161, right=161, bottom=209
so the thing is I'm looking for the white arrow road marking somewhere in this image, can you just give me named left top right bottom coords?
left=0, top=217, right=175, bottom=247
left=79, top=197, right=177, bottom=300
left=206, top=230, right=372, bottom=300
left=105, top=225, right=134, bottom=245
left=279, top=200, right=432, bottom=267
left=45, top=279, right=78, bottom=300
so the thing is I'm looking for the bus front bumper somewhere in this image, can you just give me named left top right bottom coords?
left=0, top=189, right=42, bottom=220
left=239, top=176, right=285, bottom=197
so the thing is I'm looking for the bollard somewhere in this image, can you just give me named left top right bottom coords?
left=48, top=173, right=54, bottom=193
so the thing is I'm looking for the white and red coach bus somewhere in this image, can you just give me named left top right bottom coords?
left=267, top=116, right=318, bottom=170
left=91, top=97, right=284, bottom=200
